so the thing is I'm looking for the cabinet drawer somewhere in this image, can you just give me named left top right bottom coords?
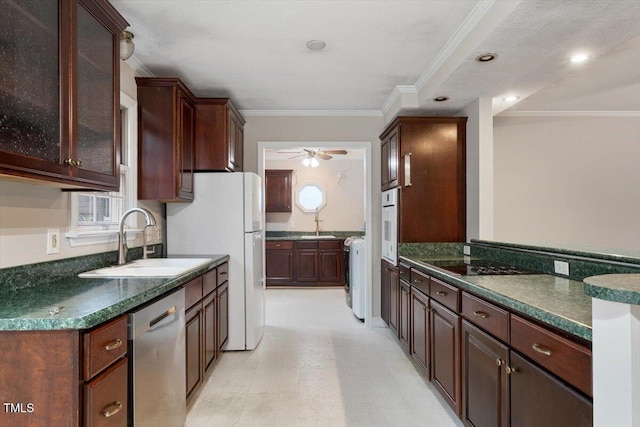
left=185, top=276, right=204, bottom=309
left=319, top=240, right=341, bottom=250
left=295, top=240, right=318, bottom=249
left=461, top=292, right=509, bottom=343
left=430, top=278, right=460, bottom=312
left=266, top=240, right=294, bottom=250
left=399, top=263, right=411, bottom=284
left=510, top=315, right=592, bottom=396
left=84, top=357, right=128, bottom=427
left=83, top=316, right=128, bottom=381
left=409, top=269, right=429, bottom=295
left=203, top=268, right=217, bottom=296
left=217, top=262, right=229, bottom=284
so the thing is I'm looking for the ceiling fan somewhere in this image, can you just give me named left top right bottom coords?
left=277, top=149, right=348, bottom=161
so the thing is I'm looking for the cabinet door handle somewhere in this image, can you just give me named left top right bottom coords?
left=404, top=153, right=412, bottom=187
left=413, top=278, right=422, bottom=284
left=532, top=343, right=553, bottom=356
left=101, top=401, right=123, bottom=418
left=103, top=338, right=122, bottom=351
left=473, top=311, right=488, bottom=319
left=64, top=158, right=77, bottom=166
left=435, top=291, right=447, bottom=296
left=220, top=271, right=227, bottom=276
left=505, top=366, right=517, bottom=375
left=76, top=159, right=83, bottom=167
left=495, top=358, right=503, bottom=367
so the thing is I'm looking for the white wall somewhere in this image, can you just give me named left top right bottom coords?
left=460, top=98, right=494, bottom=242
left=0, top=61, right=164, bottom=269
left=265, top=157, right=365, bottom=233
left=493, top=115, right=640, bottom=253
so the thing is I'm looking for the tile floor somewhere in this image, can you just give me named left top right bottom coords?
left=185, top=288, right=462, bottom=427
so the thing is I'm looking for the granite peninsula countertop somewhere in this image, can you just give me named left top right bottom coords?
left=400, top=255, right=593, bottom=341
left=0, top=255, right=229, bottom=331
left=583, top=274, right=640, bottom=305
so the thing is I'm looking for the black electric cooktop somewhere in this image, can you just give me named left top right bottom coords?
left=425, top=259, right=542, bottom=276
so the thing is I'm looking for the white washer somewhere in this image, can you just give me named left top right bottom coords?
left=350, top=238, right=366, bottom=320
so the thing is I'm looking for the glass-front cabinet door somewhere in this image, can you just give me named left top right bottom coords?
left=0, top=0, right=127, bottom=190
left=73, top=0, right=120, bottom=188
left=0, top=0, right=70, bottom=176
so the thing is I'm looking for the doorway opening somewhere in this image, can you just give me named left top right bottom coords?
left=258, top=141, right=374, bottom=325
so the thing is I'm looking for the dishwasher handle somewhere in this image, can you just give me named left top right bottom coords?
left=149, top=306, right=177, bottom=328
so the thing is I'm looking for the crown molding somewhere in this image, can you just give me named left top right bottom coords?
left=498, top=110, right=640, bottom=118
left=124, top=54, right=154, bottom=77
left=414, top=0, right=497, bottom=92
left=240, top=110, right=383, bottom=117
left=380, top=85, right=418, bottom=116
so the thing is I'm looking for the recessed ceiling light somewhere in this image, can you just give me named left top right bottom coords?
left=433, top=96, right=449, bottom=102
left=503, top=95, right=519, bottom=102
left=475, top=53, right=497, bottom=62
left=306, top=40, right=326, bottom=51
left=570, top=53, right=589, bottom=63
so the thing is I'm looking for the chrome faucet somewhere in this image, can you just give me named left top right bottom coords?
left=118, top=207, right=158, bottom=265
left=314, top=208, right=323, bottom=237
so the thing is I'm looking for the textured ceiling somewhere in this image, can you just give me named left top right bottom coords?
left=111, top=0, right=640, bottom=114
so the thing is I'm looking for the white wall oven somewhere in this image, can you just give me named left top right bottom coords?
left=381, top=188, right=398, bottom=265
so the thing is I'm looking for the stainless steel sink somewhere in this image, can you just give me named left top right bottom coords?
left=79, top=258, right=212, bottom=278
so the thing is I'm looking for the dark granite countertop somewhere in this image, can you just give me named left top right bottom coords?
left=583, top=274, right=640, bottom=305
left=400, top=255, right=593, bottom=341
left=0, top=255, right=229, bottom=331
left=265, top=231, right=362, bottom=241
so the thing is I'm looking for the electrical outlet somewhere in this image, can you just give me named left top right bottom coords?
left=47, top=229, right=60, bottom=254
left=554, top=260, right=570, bottom=276
left=463, top=245, right=471, bottom=256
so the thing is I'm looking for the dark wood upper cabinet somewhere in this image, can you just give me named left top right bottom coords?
left=265, top=169, right=293, bottom=212
left=194, top=98, right=245, bottom=172
left=0, top=0, right=127, bottom=191
left=136, top=77, right=195, bottom=202
left=380, top=117, right=467, bottom=243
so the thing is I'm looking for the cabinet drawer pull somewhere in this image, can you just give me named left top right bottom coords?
left=473, top=311, right=488, bottom=319
left=435, top=291, right=447, bottom=296
left=101, top=401, right=123, bottom=418
left=532, top=343, right=553, bottom=356
left=103, top=338, right=122, bottom=351
left=413, top=278, right=422, bottom=283
left=220, top=271, right=227, bottom=275
left=275, top=244, right=281, bottom=247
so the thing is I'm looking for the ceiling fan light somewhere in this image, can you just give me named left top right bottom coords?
left=310, top=158, right=320, bottom=168
left=302, top=157, right=311, bottom=167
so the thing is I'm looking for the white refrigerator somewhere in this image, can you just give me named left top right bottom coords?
left=167, top=172, right=265, bottom=350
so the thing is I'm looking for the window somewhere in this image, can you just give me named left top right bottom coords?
left=66, top=92, right=137, bottom=246
left=296, top=183, right=326, bottom=212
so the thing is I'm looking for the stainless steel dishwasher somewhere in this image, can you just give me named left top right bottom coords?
left=128, top=288, right=186, bottom=427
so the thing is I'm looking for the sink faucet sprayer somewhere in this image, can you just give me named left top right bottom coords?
left=118, top=207, right=158, bottom=265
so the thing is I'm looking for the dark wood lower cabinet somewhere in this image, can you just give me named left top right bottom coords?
left=185, top=263, right=229, bottom=404
left=509, top=351, right=593, bottom=427
left=267, top=239, right=345, bottom=287
left=399, top=279, right=410, bottom=352
left=203, top=292, right=217, bottom=370
left=185, top=303, right=202, bottom=399
left=388, top=265, right=399, bottom=335
left=462, top=320, right=509, bottom=427
left=217, top=281, right=229, bottom=352
left=411, top=287, right=430, bottom=374
left=431, top=299, right=461, bottom=417
left=381, top=260, right=391, bottom=325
